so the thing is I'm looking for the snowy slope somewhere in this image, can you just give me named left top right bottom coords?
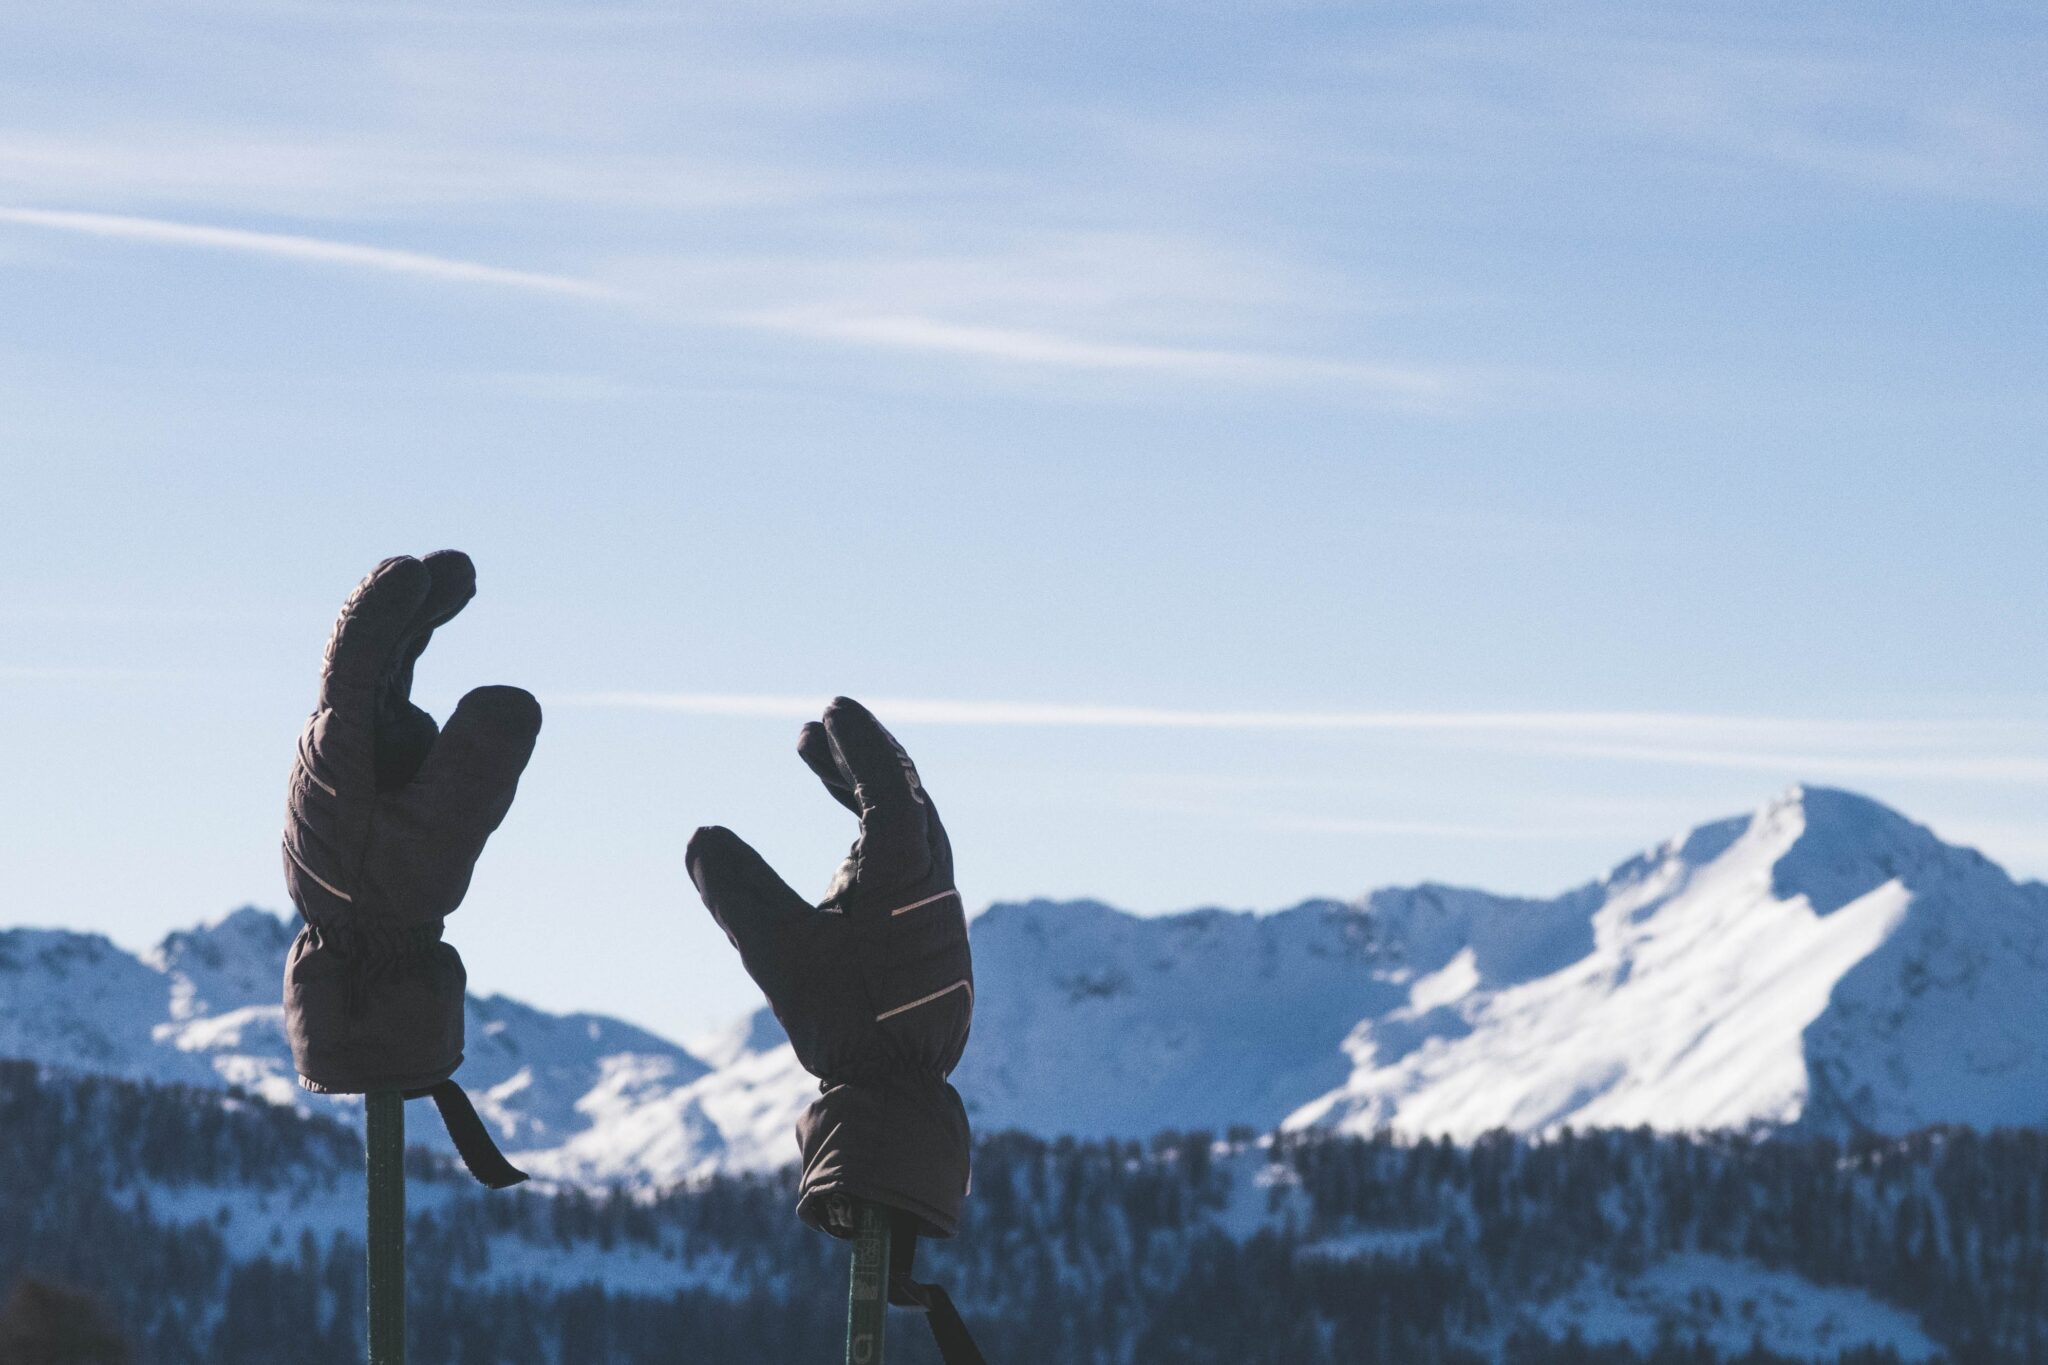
left=1531, top=1254, right=1942, bottom=1362
left=22, top=1062, right=1976, bottom=1365
left=1290, top=787, right=2048, bottom=1140
left=0, top=924, right=223, bottom=1084
left=0, top=906, right=707, bottom=1171
left=959, top=883, right=1596, bottom=1136
left=675, top=785, right=2048, bottom=1163
left=2, top=785, right=2043, bottom=1185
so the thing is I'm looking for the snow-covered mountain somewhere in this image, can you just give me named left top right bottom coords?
left=2, top=785, right=2043, bottom=1185
left=1290, top=786, right=2048, bottom=1139
left=0, top=905, right=707, bottom=1171
left=698, top=785, right=2048, bottom=1156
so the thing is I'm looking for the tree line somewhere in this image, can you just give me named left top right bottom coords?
left=5, top=1062, right=2041, bottom=1363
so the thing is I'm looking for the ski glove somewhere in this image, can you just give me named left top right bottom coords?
left=282, top=551, right=541, bottom=1188
left=687, top=697, right=973, bottom=1239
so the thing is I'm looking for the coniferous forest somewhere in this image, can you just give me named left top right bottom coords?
left=4, top=1062, right=2045, bottom=1364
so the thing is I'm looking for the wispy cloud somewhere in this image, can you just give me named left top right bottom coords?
left=730, top=310, right=1457, bottom=396
left=0, top=207, right=620, bottom=299
left=0, top=208, right=1453, bottom=393
left=562, top=691, right=2033, bottom=743
left=566, top=690, right=2048, bottom=785
left=572, top=690, right=1632, bottom=728
left=627, top=229, right=1452, bottom=394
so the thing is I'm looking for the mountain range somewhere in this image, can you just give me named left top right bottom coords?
left=2, top=784, right=2042, bottom=1185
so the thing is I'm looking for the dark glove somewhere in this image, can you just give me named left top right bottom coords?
left=281, top=550, right=541, bottom=1188
left=687, top=697, right=973, bottom=1238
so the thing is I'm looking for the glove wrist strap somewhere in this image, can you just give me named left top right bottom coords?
left=399, top=1080, right=527, bottom=1190
left=886, top=1212, right=988, bottom=1365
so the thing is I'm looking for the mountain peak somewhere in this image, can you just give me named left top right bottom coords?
left=1766, top=783, right=1915, bottom=830
left=148, top=905, right=292, bottom=965
left=1600, top=788, right=1955, bottom=919
left=145, top=906, right=295, bottom=1024
left=1761, top=786, right=1953, bottom=914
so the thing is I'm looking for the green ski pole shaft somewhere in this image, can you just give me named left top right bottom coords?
left=844, top=1199, right=891, bottom=1365
left=366, top=1090, right=406, bottom=1365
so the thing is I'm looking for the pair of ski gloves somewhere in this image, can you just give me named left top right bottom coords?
left=281, top=551, right=973, bottom=1241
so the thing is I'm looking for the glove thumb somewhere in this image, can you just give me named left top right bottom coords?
left=687, top=825, right=815, bottom=1002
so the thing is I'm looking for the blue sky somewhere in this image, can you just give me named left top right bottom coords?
left=1, top=1, right=2043, bottom=1041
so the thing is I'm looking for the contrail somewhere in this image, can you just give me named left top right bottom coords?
left=730, top=309, right=1459, bottom=398
left=0, top=208, right=1450, bottom=393
left=564, top=690, right=2040, bottom=745
left=560, top=692, right=2048, bottom=784
left=0, top=206, right=620, bottom=299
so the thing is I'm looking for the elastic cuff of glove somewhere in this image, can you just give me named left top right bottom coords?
left=284, top=924, right=467, bottom=1096
left=296, top=1056, right=463, bottom=1096
left=796, top=1078, right=971, bottom=1240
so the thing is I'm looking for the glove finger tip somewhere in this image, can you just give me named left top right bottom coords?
left=416, top=549, right=480, bottom=625
left=462, top=684, right=543, bottom=733
left=823, top=695, right=871, bottom=725
left=684, top=825, right=740, bottom=887
left=684, top=825, right=810, bottom=920
left=421, top=547, right=475, bottom=580
left=366, top=554, right=433, bottom=600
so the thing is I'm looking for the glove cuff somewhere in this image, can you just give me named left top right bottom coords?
left=796, top=1077, right=970, bottom=1239
left=284, top=922, right=466, bottom=1095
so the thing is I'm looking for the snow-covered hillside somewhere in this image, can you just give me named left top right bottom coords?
left=19, top=1063, right=2006, bottom=1364
left=2, top=785, right=2043, bottom=1185
left=0, top=905, right=706, bottom=1172
left=1290, top=787, right=2048, bottom=1140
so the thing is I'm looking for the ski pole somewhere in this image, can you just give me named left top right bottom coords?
left=366, top=1090, right=406, bottom=1365
left=842, top=1197, right=891, bottom=1365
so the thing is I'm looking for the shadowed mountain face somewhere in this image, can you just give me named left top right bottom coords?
left=0, top=786, right=2041, bottom=1183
